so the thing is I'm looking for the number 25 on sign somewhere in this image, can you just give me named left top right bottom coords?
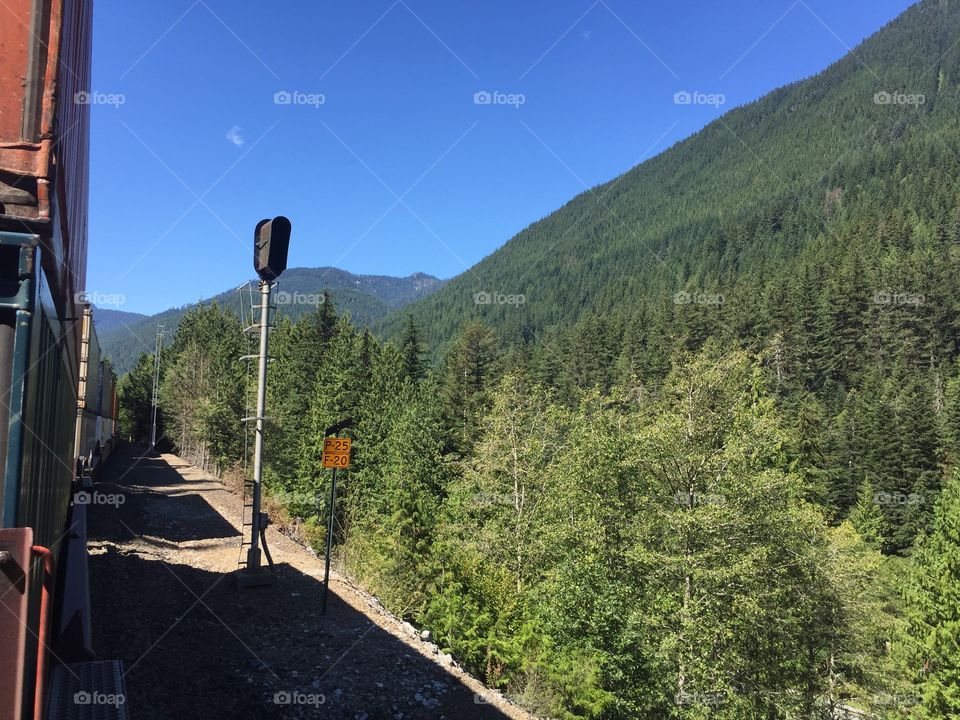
left=322, top=437, right=351, bottom=469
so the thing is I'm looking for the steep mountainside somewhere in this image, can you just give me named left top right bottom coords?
left=387, top=0, right=958, bottom=356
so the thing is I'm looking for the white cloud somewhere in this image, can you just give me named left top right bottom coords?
left=225, top=125, right=245, bottom=147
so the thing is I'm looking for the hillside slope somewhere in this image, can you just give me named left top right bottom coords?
left=388, top=0, right=957, bottom=354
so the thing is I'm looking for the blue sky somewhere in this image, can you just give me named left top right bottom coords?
left=87, top=0, right=916, bottom=315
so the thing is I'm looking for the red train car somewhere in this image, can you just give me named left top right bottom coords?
left=0, top=0, right=91, bottom=314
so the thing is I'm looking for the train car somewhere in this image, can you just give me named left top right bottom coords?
left=0, top=2, right=126, bottom=719
left=74, top=303, right=118, bottom=469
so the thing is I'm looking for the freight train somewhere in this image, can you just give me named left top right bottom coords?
left=0, top=1, right=126, bottom=719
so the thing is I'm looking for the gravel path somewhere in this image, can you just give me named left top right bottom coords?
left=87, top=444, right=536, bottom=720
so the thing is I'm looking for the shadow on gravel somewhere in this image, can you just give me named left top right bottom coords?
left=87, top=445, right=516, bottom=720
left=93, top=451, right=241, bottom=544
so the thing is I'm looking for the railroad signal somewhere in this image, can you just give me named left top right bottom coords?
left=236, top=215, right=292, bottom=589
left=253, top=216, right=291, bottom=282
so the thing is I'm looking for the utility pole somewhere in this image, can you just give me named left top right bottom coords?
left=150, top=324, right=164, bottom=448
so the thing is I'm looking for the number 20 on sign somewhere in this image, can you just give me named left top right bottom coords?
left=322, top=437, right=351, bottom=469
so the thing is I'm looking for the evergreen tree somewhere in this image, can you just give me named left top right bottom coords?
left=401, top=313, right=426, bottom=381
left=117, top=352, right=155, bottom=443
left=904, top=470, right=960, bottom=718
left=440, top=320, right=499, bottom=452
left=848, top=480, right=888, bottom=548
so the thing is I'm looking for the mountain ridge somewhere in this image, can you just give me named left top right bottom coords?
left=102, top=266, right=445, bottom=375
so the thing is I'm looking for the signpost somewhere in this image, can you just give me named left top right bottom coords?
left=321, top=419, right=352, bottom=616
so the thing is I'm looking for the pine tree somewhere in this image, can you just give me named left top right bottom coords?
left=401, top=314, right=426, bottom=381
left=848, top=480, right=887, bottom=548
left=117, top=352, right=156, bottom=443
left=441, top=320, right=499, bottom=452
left=904, top=470, right=960, bottom=718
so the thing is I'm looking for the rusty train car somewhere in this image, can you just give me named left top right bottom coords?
left=0, top=1, right=125, bottom=719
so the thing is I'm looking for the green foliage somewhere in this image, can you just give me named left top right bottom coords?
left=117, top=351, right=155, bottom=442
left=157, top=302, right=246, bottom=470
left=904, top=470, right=960, bottom=718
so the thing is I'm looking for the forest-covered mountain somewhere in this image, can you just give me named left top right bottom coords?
left=91, top=307, right=149, bottom=332
left=101, top=267, right=444, bottom=374
left=388, top=0, right=958, bottom=359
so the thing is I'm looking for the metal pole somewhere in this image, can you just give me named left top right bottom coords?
left=246, top=280, right=271, bottom=571
left=150, top=325, right=164, bottom=447
left=322, top=464, right=338, bottom=616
